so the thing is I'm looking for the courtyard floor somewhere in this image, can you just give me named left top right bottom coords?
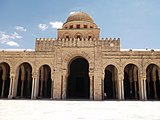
left=0, top=100, right=160, bottom=120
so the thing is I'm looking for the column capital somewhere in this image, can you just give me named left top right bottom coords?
left=10, top=73, right=16, bottom=79
left=32, top=72, right=38, bottom=79
left=118, top=74, right=124, bottom=81
left=142, top=75, right=146, bottom=80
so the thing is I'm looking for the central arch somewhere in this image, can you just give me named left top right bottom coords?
left=67, top=57, right=90, bottom=99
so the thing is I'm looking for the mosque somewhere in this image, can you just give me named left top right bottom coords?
left=0, top=12, right=160, bottom=100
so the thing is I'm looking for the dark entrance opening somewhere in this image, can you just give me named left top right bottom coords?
left=146, top=64, right=160, bottom=100
left=67, top=57, right=90, bottom=99
left=38, top=65, right=51, bottom=99
left=104, top=65, right=117, bottom=99
left=124, top=64, right=139, bottom=100
left=0, top=62, right=10, bottom=98
left=17, top=62, right=32, bottom=99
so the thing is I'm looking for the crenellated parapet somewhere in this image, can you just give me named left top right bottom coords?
left=35, top=37, right=120, bottom=51
left=35, top=38, right=56, bottom=51
left=35, top=38, right=98, bottom=51
left=101, top=38, right=120, bottom=51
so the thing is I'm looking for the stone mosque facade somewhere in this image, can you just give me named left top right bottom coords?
left=0, top=12, right=160, bottom=100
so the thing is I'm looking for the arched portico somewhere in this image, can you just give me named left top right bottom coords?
left=146, top=64, right=160, bottom=100
left=124, top=64, right=139, bottom=100
left=38, top=65, right=51, bottom=99
left=104, top=65, right=118, bottom=99
left=16, top=62, right=32, bottom=98
left=67, top=57, right=90, bottom=99
left=0, top=62, right=10, bottom=98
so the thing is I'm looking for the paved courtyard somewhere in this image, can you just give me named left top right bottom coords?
left=0, top=100, right=160, bottom=120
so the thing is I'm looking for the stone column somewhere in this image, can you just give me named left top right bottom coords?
left=31, top=78, right=35, bottom=99
left=62, top=72, right=67, bottom=100
left=139, top=78, right=143, bottom=100
left=143, top=79, right=147, bottom=100
left=34, top=73, right=39, bottom=99
left=50, top=71, right=55, bottom=99
left=12, top=73, right=18, bottom=98
left=89, top=73, right=94, bottom=100
left=8, top=73, right=15, bottom=99
left=31, top=71, right=38, bottom=99
left=118, top=72, right=124, bottom=100
left=121, top=79, right=124, bottom=100
left=118, top=80, right=122, bottom=100
left=101, top=73, right=104, bottom=100
left=51, top=76, right=54, bottom=99
left=1, top=79, right=6, bottom=97
left=140, top=73, right=147, bottom=100
left=8, top=76, right=13, bottom=98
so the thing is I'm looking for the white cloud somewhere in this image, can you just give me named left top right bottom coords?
left=49, top=21, right=63, bottom=29
left=38, top=24, right=49, bottom=31
left=0, top=31, right=22, bottom=47
left=15, top=26, right=27, bottom=32
left=10, top=32, right=22, bottom=39
left=0, top=32, right=10, bottom=43
left=69, top=11, right=78, bottom=15
left=6, top=41, right=19, bottom=47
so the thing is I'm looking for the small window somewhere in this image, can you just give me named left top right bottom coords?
left=65, top=26, right=68, bottom=29
left=88, top=36, right=92, bottom=39
left=66, top=36, right=69, bottom=39
left=70, top=25, right=73, bottom=29
left=90, top=26, right=93, bottom=28
left=84, top=25, right=87, bottom=28
left=77, top=24, right=80, bottom=29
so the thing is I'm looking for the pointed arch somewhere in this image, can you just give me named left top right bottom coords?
left=38, top=64, right=51, bottom=98
left=124, top=64, right=139, bottom=99
left=146, top=64, right=160, bottom=100
left=16, top=62, right=32, bottom=98
left=67, top=56, right=90, bottom=99
left=0, top=62, right=10, bottom=98
left=104, top=65, right=118, bottom=99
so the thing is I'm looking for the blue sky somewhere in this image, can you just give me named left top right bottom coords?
left=0, top=0, right=160, bottom=49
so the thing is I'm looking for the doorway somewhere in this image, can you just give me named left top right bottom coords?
left=67, top=57, right=90, bottom=99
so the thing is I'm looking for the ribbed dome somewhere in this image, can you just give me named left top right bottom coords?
left=66, top=12, right=94, bottom=23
